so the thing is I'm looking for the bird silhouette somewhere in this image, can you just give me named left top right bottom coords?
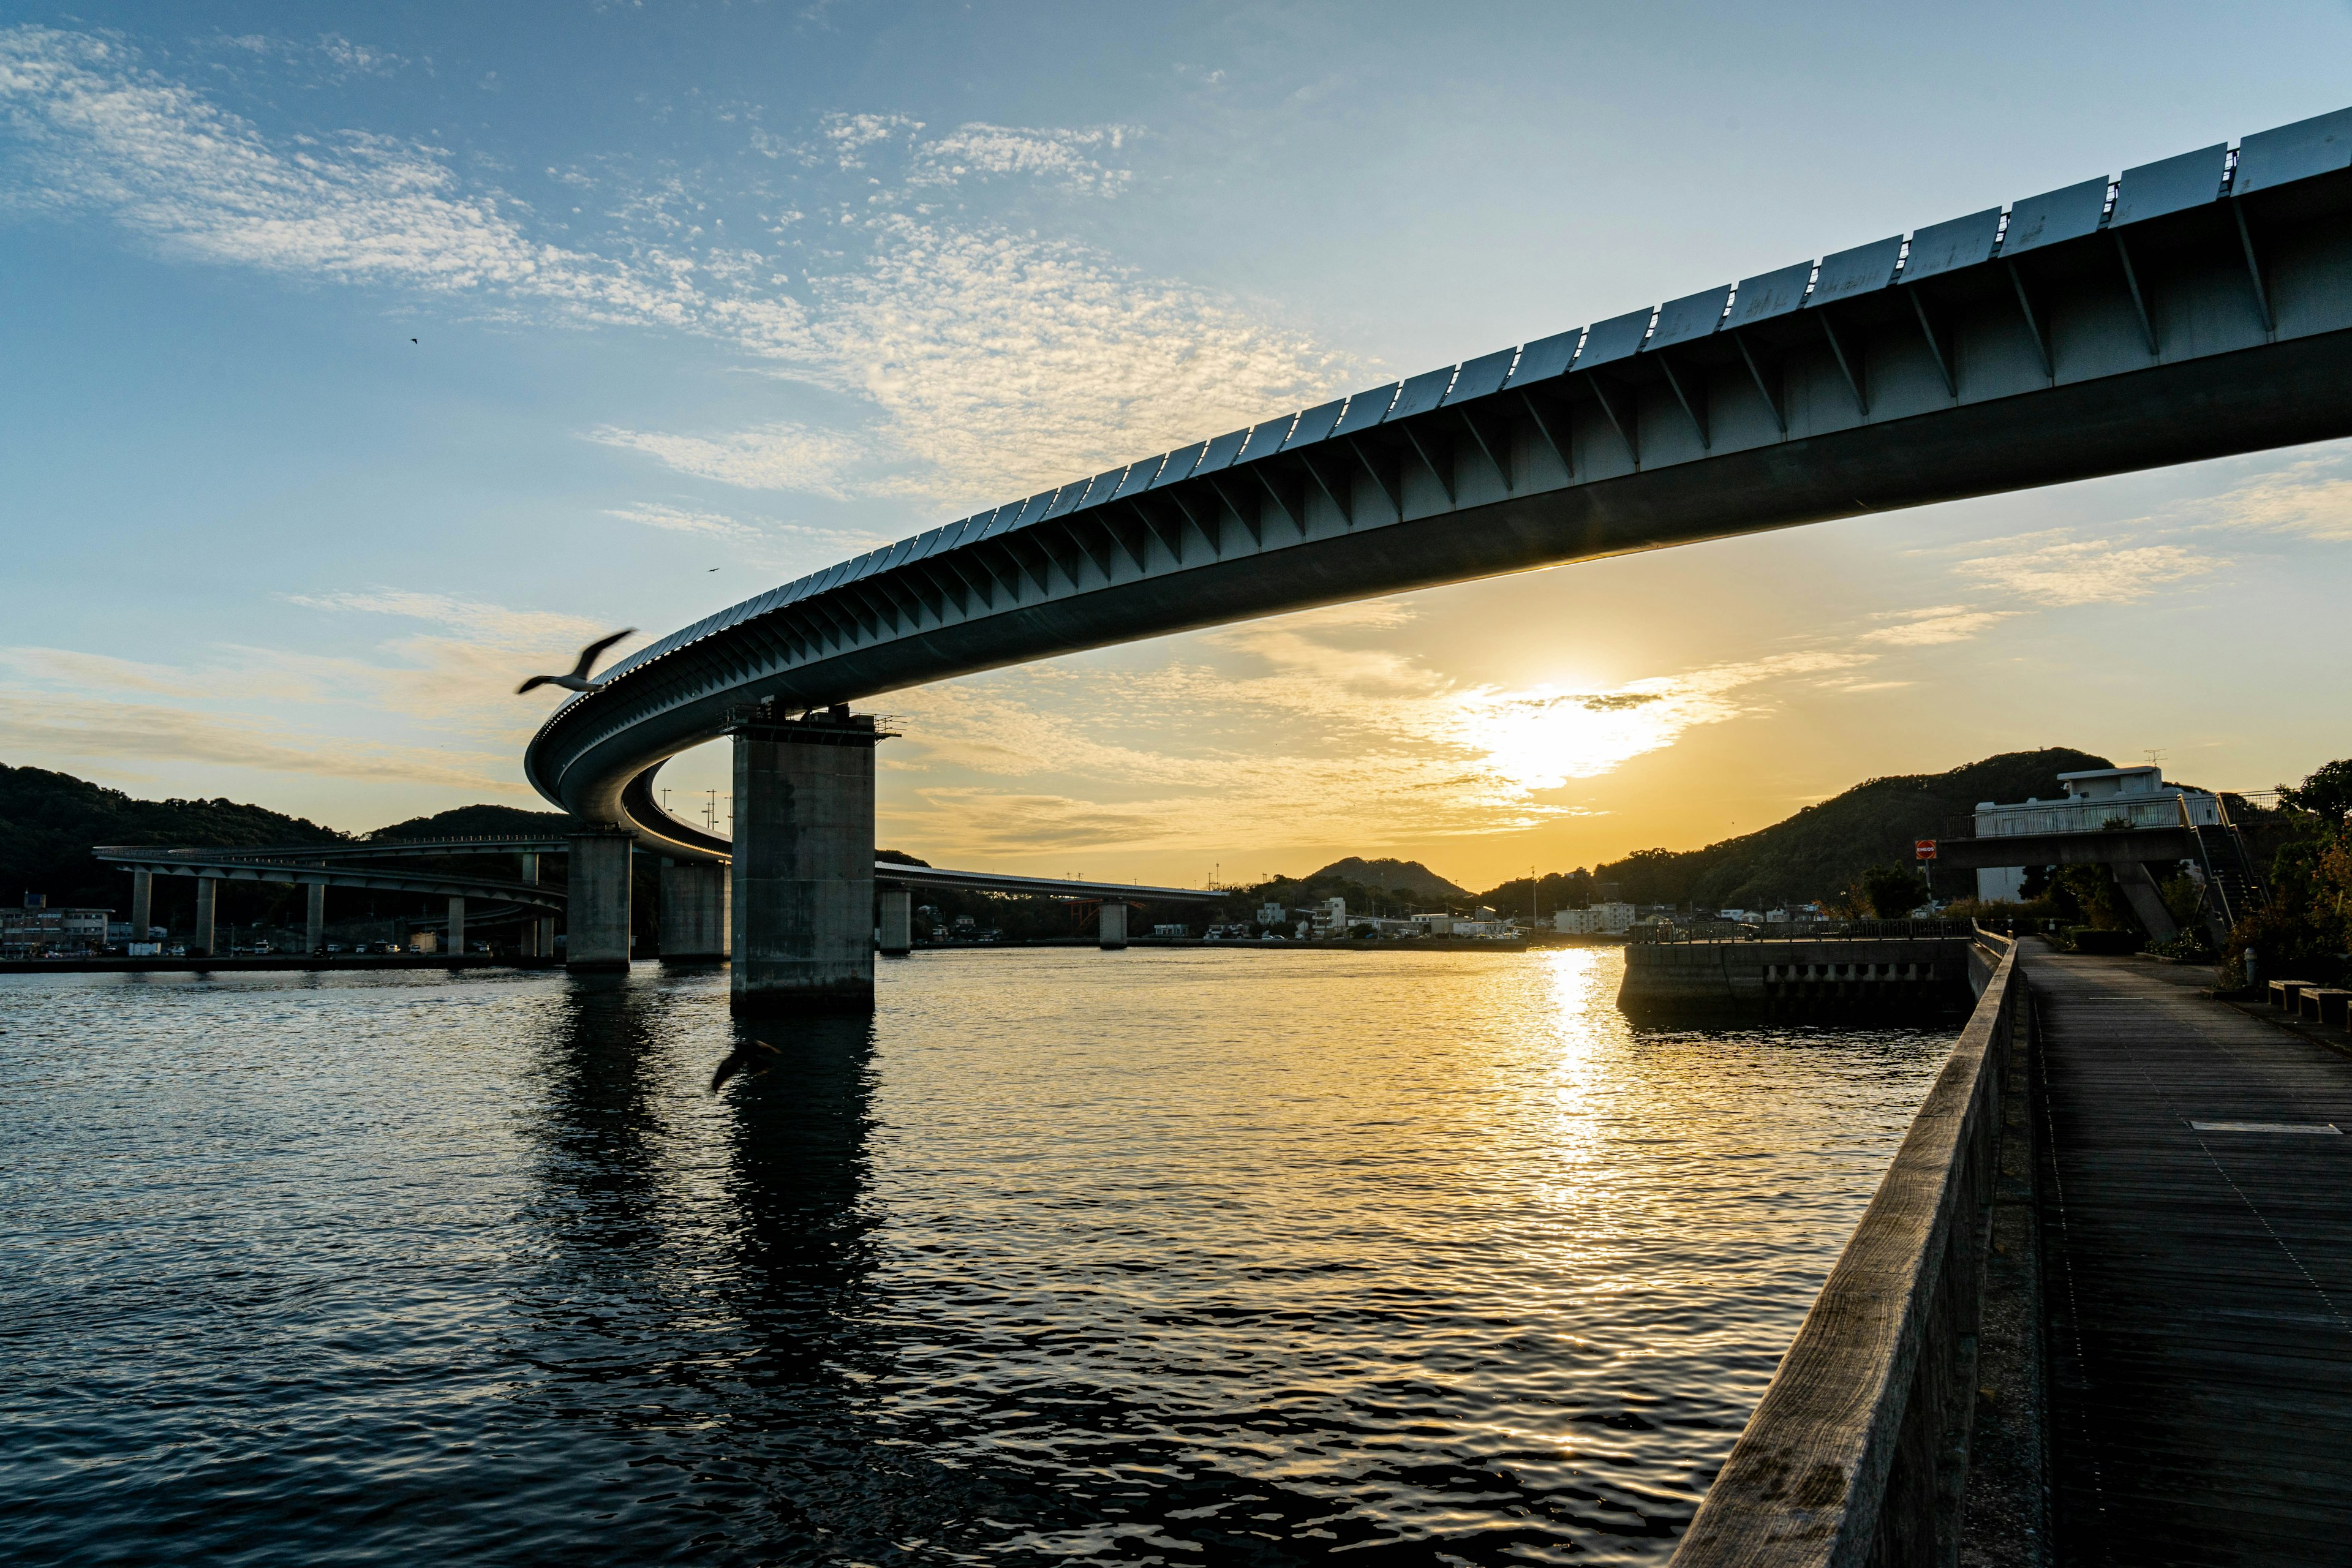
left=410, top=337, right=418, bottom=344
left=710, top=1038, right=780, bottom=1092
left=515, top=628, right=637, bottom=695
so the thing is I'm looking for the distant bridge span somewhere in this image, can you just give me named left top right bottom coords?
left=529, top=109, right=2352, bottom=870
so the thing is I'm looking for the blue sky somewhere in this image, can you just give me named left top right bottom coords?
left=4, top=2, right=2350, bottom=886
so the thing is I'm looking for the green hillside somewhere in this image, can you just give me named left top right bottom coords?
left=1583, top=747, right=2114, bottom=910
left=369, top=803, right=576, bottom=840
left=1, top=764, right=347, bottom=910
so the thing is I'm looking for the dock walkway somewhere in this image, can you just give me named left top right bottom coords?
left=2034, top=952, right=2352, bottom=1566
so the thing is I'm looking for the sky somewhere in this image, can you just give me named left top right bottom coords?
left=2, top=1, right=2350, bottom=890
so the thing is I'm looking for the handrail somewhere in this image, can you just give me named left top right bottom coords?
left=1671, top=941, right=2024, bottom=1566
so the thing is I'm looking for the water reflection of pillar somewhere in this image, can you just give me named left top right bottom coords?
left=521, top=976, right=675, bottom=1284
left=719, top=1016, right=888, bottom=1383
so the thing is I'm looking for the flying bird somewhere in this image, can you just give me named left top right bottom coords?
left=515, top=628, right=637, bottom=695
left=710, top=1038, right=780, bottom=1093
left=410, top=337, right=418, bottom=344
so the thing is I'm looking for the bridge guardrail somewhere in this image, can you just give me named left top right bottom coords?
left=1670, top=940, right=2024, bottom=1566
left=1630, top=918, right=1979, bottom=944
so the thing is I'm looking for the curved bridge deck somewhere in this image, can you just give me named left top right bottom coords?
left=526, top=108, right=2352, bottom=858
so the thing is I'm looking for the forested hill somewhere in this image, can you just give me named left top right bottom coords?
left=1, top=763, right=348, bottom=910
left=1589, top=747, right=2114, bottom=910
left=1306, top=857, right=1466, bottom=900
left=368, top=804, right=574, bottom=840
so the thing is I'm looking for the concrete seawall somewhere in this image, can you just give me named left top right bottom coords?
left=1620, top=937, right=1976, bottom=1022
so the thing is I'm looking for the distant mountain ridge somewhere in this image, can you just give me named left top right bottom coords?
left=1306, top=856, right=1468, bottom=900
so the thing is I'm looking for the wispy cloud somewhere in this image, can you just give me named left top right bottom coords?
left=1860, top=605, right=2017, bottom=645
left=1958, top=533, right=2224, bottom=606
left=909, top=123, right=1136, bottom=195
left=2185, top=447, right=2352, bottom=543
left=876, top=605, right=1868, bottom=859
left=0, top=690, right=510, bottom=790
left=0, top=26, right=1342, bottom=510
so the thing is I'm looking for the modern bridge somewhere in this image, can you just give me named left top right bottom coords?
left=522, top=107, right=2352, bottom=1012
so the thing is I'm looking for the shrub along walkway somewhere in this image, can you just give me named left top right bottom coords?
left=2033, top=952, right=2352, bottom=1566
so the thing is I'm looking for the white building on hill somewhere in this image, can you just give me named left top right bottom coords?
left=1971, top=766, right=2219, bottom=901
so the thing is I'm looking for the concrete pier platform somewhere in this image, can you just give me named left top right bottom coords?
left=2034, top=953, right=2352, bottom=1566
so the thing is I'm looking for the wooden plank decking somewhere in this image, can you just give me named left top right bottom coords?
left=2034, top=953, right=2352, bottom=1566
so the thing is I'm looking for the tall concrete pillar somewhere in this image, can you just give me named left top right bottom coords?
left=517, top=853, right=546, bottom=958
left=567, top=832, right=635, bottom=972
left=731, top=708, right=886, bottom=1015
left=193, top=876, right=218, bottom=957
left=660, top=862, right=731, bottom=961
left=129, top=869, right=152, bottom=945
left=1098, top=902, right=1128, bottom=951
left=878, top=886, right=912, bottom=957
left=305, top=881, right=327, bottom=954
left=448, top=895, right=466, bottom=957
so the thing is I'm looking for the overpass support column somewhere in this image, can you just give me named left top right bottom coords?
left=567, top=831, right=635, bottom=972
left=518, top=853, right=552, bottom=959
left=1098, top=902, right=1128, bottom=951
left=2115, top=863, right=2180, bottom=944
left=448, top=896, right=466, bottom=957
left=660, top=862, right=731, bottom=961
left=193, top=875, right=218, bottom=957
left=878, top=886, right=911, bottom=957
left=129, top=870, right=151, bottom=945
left=305, top=881, right=326, bottom=954
left=731, top=707, right=887, bottom=1015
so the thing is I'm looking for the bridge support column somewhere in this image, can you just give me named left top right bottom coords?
left=878, top=886, right=911, bottom=957
left=1098, top=902, right=1128, bottom=951
left=192, top=875, right=217, bottom=957
left=129, top=870, right=151, bottom=945
left=2114, top=863, right=2180, bottom=943
left=660, top=862, right=731, bottom=961
left=305, top=881, right=326, bottom=955
left=731, top=709, right=886, bottom=1015
left=518, top=853, right=549, bottom=958
left=567, top=831, right=634, bottom=972
left=448, top=895, right=466, bottom=957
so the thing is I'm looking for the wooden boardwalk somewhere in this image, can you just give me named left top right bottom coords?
left=2034, top=952, right=2352, bottom=1566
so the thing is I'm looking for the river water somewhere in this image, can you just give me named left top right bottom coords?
left=2, top=947, right=1947, bottom=1566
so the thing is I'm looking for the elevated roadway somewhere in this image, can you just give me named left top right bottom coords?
left=514, top=108, right=2352, bottom=1008
left=529, top=108, right=2352, bottom=867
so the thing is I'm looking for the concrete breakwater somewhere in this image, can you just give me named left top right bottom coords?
left=1619, top=937, right=1975, bottom=1022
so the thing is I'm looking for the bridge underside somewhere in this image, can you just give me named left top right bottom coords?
left=567, top=322, right=2352, bottom=858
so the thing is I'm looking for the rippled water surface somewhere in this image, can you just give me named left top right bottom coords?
left=2, top=948, right=1950, bottom=1565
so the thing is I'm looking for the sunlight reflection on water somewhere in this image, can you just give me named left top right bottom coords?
left=0, top=947, right=1947, bottom=1566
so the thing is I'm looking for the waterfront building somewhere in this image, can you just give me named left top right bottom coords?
left=1970, top=766, right=2218, bottom=900
left=1, top=898, right=113, bottom=957
left=1553, top=902, right=1637, bottom=935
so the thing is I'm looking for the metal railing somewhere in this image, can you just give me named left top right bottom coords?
left=1630, top=918, right=1978, bottom=944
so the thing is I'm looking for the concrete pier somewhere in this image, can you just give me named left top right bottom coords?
left=731, top=708, right=886, bottom=1015
left=1098, top=902, right=1128, bottom=951
left=566, top=831, right=634, bottom=972
left=129, top=869, right=151, bottom=945
left=191, top=875, right=218, bottom=957
left=877, top=886, right=911, bottom=957
left=1619, top=935, right=1973, bottom=1021
left=304, top=881, right=326, bottom=955
left=659, top=862, right=731, bottom=961
left=518, top=853, right=552, bottom=959
left=447, top=895, right=466, bottom=957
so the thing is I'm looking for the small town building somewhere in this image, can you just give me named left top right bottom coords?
left=1554, top=902, right=1638, bottom=935
left=1, top=897, right=114, bottom=957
